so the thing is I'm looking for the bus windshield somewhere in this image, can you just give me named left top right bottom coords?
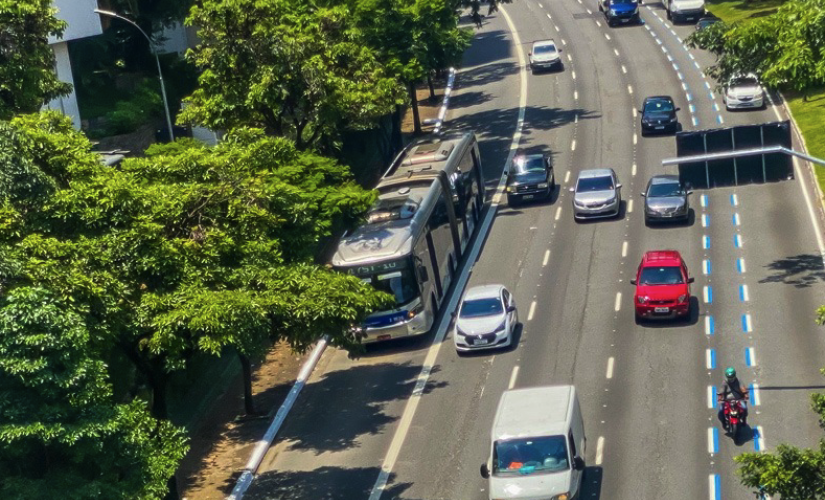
left=343, top=260, right=420, bottom=307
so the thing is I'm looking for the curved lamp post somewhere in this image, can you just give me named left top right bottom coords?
left=93, top=8, right=175, bottom=142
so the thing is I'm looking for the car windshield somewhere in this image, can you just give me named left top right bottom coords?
left=644, top=100, right=674, bottom=113
left=648, top=182, right=683, bottom=197
left=533, top=44, right=556, bottom=54
left=460, top=297, right=504, bottom=318
left=639, top=266, right=684, bottom=285
left=512, top=157, right=546, bottom=174
left=493, top=436, right=569, bottom=476
left=360, top=268, right=419, bottom=306
left=577, top=176, right=614, bottom=192
left=731, top=77, right=758, bottom=87
left=612, top=0, right=637, bottom=4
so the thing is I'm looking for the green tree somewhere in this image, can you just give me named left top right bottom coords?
left=0, top=286, right=188, bottom=500
left=0, top=112, right=392, bottom=420
left=180, top=0, right=404, bottom=150
left=0, top=0, right=72, bottom=119
left=686, top=0, right=825, bottom=99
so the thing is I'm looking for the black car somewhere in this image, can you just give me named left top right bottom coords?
left=506, top=154, right=555, bottom=205
left=695, top=16, right=720, bottom=30
left=640, top=96, right=680, bottom=136
left=641, top=175, right=692, bottom=224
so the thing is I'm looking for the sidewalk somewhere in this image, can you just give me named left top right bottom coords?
left=176, top=80, right=447, bottom=500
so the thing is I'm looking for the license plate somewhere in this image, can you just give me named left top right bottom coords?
left=655, top=126, right=665, bottom=130
left=654, top=307, right=669, bottom=313
left=621, top=18, right=630, bottom=22
left=522, top=195, right=534, bottom=200
left=377, top=334, right=392, bottom=341
left=475, top=339, right=489, bottom=345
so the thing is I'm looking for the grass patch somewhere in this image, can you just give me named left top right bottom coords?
left=705, top=0, right=785, bottom=24
left=785, top=88, right=825, bottom=194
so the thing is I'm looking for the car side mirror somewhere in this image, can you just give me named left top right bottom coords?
left=574, top=456, right=585, bottom=471
left=616, top=183, right=623, bottom=189
left=528, top=52, right=532, bottom=56
left=558, top=48, right=563, bottom=52
left=640, top=192, right=646, bottom=197
left=507, top=305, right=516, bottom=313
left=688, top=277, right=695, bottom=283
left=676, top=107, right=682, bottom=111
left=569, top=187, right=575, bottom=193
left=687, top=190, right=694, bottom=195
left=480, top=463, right=490, bottom=479
left=638, top=108, right=644, bottom=113
left=630, top=279, right=637, bottom=285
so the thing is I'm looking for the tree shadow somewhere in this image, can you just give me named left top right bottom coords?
left=457, top=61, right=520, bottom=90
left=245, top=466, right=418, bottom=500
left=449, top=90, right=495, bottom=110
left=758, top=254, right=825, bottom=288
left=460, top=28, right=511, bottom=69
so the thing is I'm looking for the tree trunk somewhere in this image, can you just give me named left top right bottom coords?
left=427, top=74, right=436, bottom=100
left=151, top=372, right=170, bottom=421
left=164, top=474, right=180, bottom=500
left=391, top=105, right=403, bottom=153
left=239, top=353, right=258, bottom=416
left=408, top=82, right=422, bottom=135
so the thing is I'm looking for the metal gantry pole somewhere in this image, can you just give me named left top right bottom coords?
left=94, top=9, right=175, bottom=142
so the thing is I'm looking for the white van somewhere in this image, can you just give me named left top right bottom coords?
left=480, top=385, right=586, bottom=500
left=662, top=0, right=706, bottom=23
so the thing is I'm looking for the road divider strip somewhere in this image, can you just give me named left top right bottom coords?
left=739, top=284, right=749, bottom=302
left=746, top=347, right=757, bottom=367
left=614, top=292, right=622, bottom=312
left=708, top=427, right=719, bottom=454
left=710, top=474, right=722, bottom=500
left=703, top=259, right=711, bottom=275
left=704, top=286, right=712, bottom=304
left=703, top=235, right=710, bottom=249
left=733, top=213, right=741, bottom=226
left=702, top=213, right=709, bottom=227
left=742, top=313, right=753, bottom=333
left=737, top=258, right=746, bottom=273
left=750, top=383, right=761, bottom=406
left=735, top=234, right=743, bottom=248
left=606, top=357, right=615, bottom=379
left=595, top=436, right=605, bottom=465
left=508, top=366, right=519, bottom=390
left=705, top=315, right=714, bottom=335
left=706, top=348, right=716, bottom=370
left=708, top=385, right=716, bottom=408
left=528, top=300, right=537, bottom=321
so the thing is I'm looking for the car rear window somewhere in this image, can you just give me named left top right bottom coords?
left=639, top=266, right=684, bottom=285
left=460, top=297, right=504, bottom=318
left=648, top=182, right=683, bottom=197
left=512, top=157, right=546, bottom=174
left=731, top=77, right=759, bottom=87
left=644, top=100, right=674, bottom=112
left=533, top=44, right=556, bottom=54
left=577, top=176, right=614, bottom=192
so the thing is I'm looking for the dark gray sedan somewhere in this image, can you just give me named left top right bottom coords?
left=642, top=175, right=691, bottom=224
left=506, top=154, right=555, bottom=205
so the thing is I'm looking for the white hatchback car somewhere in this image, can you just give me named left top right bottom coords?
left=453, top=284, right=518, bottom=352
left=724, top=73, right=766, bottom=110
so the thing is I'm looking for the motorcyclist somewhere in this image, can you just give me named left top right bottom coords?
left=717, top=366, right=749, bottom=427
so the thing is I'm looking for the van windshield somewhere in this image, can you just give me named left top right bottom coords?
left=493, top=435, right=569, bottom=476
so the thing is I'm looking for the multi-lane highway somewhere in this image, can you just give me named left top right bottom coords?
left=245, top=2, right=825, bottom=499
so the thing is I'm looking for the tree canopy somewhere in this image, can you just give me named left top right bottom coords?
left=686, top=0, right=825, bottom=98
left=0, top=0, right=72, bottom=119
left=180, top=0, right=405, bottom=150
left=0, top=112, right=392, bottom=421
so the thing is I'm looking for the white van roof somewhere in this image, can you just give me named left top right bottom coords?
left=492, top=385, right=575, bottom=441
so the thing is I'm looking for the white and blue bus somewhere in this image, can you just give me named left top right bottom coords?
left=333, top=132, right=485, bottom=342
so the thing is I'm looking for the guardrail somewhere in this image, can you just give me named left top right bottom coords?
left=227, top=336, right=329, bottom=500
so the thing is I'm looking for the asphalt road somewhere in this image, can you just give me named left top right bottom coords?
left=245, top=3, right=825, bottom=500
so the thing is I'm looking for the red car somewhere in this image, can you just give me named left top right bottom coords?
left=631, top=250, right=694, bottom=322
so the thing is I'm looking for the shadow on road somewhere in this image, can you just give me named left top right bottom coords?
left=248, top=467, right=418, bottom=500
left=581, top=466, right=604, bottom=499
left=758, top=254, right=825, bottom=288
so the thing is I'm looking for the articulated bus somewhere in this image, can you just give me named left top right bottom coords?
left=332, top=132, right=485, bottom=343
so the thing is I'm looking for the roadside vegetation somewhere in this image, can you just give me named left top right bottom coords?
left=0, top=0, right=513, bottom=498
left=688, top=0, right=825, bottom=496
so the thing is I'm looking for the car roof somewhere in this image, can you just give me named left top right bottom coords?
left=463, top=284, right=505, bottom=301
left=493, top=386, right=574, bottom=441
left=649, top=174, right=680, bottom=184
left=532, top=39, right=556, bottom=48
left=578, top=168, right=614, bottom=178
left=644, top=95, right=674, bottom=103
left=641, top=250, right=683, bottom=266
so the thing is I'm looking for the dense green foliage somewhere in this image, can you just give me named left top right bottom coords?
left=0, top=287, right=188, bottom=499
left=0, top=0, right=72, bottom=119
left=686, top=0, right=825, bottom=97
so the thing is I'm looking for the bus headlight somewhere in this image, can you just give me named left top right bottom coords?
left=407, top=303, right=425, bottom=319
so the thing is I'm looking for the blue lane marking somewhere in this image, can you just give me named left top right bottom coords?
left=753, top=427, right=762, bottom=451
left=708, top=91, right=714, bottom=100
left=704, top=259, right=712, bottom=275
left=712, top=427, right=720, bottom=453
left=717, top=115, right=724, bottom=124
left=742, top=314, right=752, bottom=332
left=714, top=474, right=722, bottom=500
left=692, top=116, right=699, bottom=127
left=708, top=316, right=715, bottom=335
left=689, top=104, right=696, bottom=113
left=710, top=348, right=717, bottom=369
left=701, top=194, right=709, bottom=206
left=674, top=63, right=680, bottom=71
left=687, top=92, right=693, bottom=102
left=730, top=194, right=736, bottom=205
left=739, top=284, right=746, bottom=301
left=734, top=234, right=742, bottom=248
left=712, top=385, right=718, bottom=408
left=707, top=286, right=713, bottom=303
left=732, top=214, right=736, bottom=225
left=745, top=347, right=753, bottom=366
left=737, top=258, right=745, bottom=273
left=703, top=235, right=711, bottom=249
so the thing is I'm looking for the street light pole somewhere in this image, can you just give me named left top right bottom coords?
left=94, top=8, right=175, bottom=142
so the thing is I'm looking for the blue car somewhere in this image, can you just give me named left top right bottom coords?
left=598, top=0, right=641, bottom=26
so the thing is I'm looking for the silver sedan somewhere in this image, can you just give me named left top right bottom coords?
left=453, top=284, right=518, bottom=353
left=570, top=168, right=622, bottom=220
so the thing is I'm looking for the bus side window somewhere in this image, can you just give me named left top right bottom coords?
left=417, top=265, right=429, bottom=283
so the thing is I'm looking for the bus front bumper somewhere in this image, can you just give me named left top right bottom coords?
left=361, top=313, right=430, bottom=343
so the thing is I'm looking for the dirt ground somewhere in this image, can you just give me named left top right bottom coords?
left=177, top=82, right=447, bottom=500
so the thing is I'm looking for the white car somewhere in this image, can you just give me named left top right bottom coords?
left=528, top=39, right=563, bottom=73
left=724, top=73, right=766, bottom=110
left=453, top=284, right=518, bottom=352
left=664, top=0, right=705, bottom=23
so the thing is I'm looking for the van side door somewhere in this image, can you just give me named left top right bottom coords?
left=568, top=430, right=583, bottom=497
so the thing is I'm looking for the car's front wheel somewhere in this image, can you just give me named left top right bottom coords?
left=507, top=194, right=518, bottom=206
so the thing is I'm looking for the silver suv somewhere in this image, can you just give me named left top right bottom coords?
left=570, top=168, right=622, bottom=220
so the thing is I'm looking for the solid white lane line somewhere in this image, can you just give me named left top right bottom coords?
left=741, top=284, right=750, bottom=302
left=706, top=349, right=714, bottom=369
left=752, top=383, right=761, bottom=406
left=627, top=199, right=634, bottom=213
left=632, top=108, right=637, bottom=118
left=595, top=437, right=605, bottom=465
left=555, top=206, right=562, bottom=220
left=543, top=249, right=550, bottom=267
left=734, top=212, right=741, bottom=226
left=622, top=241, right=628, bottom=257
left=633, top=133, right=638, bottom=145
left=528, top=300, right=537, bottom=321
left=707, top=428, right=714, bottom=454
left=571, top=139, right=577, bottom=151
left=606, top=357, right=615, bottom=379
left=738, top=257, right=747, bottom=273
left=508, top=366, right=519, bottom=389
left=703, top=286, right=711, bottom=303
left=564, top=171, right=571, bottom=183
left=368, top=7, right=528, bottom=497
left=614, top=292, right=622, bottom=312
left=707, top=386, right=715, bottom=408
left=632, top=163, right=637, bottom=176
left=574, top=90, right=579, bottom=100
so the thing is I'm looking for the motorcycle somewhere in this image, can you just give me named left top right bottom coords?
left=719, top=396, right=748, bottom=438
